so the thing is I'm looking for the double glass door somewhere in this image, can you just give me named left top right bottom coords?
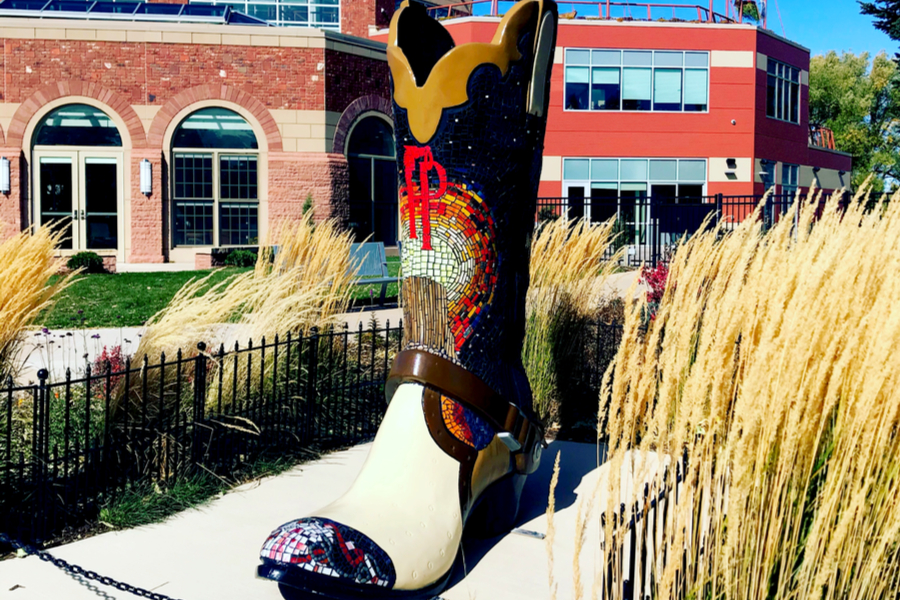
left=34, top=151, right=122, bottom=251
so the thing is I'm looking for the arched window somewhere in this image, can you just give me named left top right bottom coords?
left=347, top=116, right=397, bottom=245
left=172, top=108, right=259, bottom=247
left=34, top=104, right=123, bottom=147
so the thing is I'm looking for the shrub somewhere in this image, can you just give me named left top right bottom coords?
left=639, top=260, right=669, bottom=322
left=223, top=249, right=257, bottom=268
left=66, top=251, right=106, bottom=274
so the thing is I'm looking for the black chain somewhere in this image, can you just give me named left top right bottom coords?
left=1, top=532, right=184, bottom=600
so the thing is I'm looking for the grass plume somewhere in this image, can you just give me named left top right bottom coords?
left=590, top=184, right=900, bottom=600
left=0, top=226, right=72, bottom=381
left=114, top=215, right=356, bottom=420
left=524, top=218, right=622, bottom=423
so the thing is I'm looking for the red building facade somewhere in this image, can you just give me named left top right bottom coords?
left=373, top=3, right=852, bottom=208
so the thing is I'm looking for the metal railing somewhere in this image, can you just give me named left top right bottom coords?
left=535, top=192, right=849, bottom=267
left=809, top=126, right=837, bottom=150
left=0, top=318, right=627, bottom=545
left=1, top=321, right=403, bottom=544
left=424, top=0, right=735, bottom=23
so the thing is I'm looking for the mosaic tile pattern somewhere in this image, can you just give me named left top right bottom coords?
left=260, top=517, right=396, bottom=588
left=441, top=394, right=494, bottom=450
left=400, top=180, right=497, bottom=351
left=393, top=21, right=549, bottom=408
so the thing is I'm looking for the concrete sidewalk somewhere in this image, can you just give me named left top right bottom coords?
left=0, top=440, right=606, bottom=600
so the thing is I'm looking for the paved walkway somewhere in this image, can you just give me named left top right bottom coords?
left=0, top=440, right=606, bottom=600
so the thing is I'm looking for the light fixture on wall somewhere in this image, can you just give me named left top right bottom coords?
left=0, top=157, right=9, bottom=195
left=813, top=166, right=821, bottom=173
left=839, top=170, right=846, bottom=177
left=140, top=159, right=152, bottom=196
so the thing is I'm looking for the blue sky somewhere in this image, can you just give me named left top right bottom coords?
left=471, top=1, right=896, bottom=58
left=771, top=0, right=895, bottom=58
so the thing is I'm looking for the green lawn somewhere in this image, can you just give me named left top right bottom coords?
left=39, top=257, right=401, bottom=329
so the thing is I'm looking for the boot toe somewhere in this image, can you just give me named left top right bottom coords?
left=260, top=517, right=396, bottom=588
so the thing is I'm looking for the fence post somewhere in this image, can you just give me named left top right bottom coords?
left=34, top=369, right=49, bottom=543
left=306, top=327, right=319, bottom=443
left=715, top=193, right=723, bottom=220
left=191, top=342, right=207, bottom=474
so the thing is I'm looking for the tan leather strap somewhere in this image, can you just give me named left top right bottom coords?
left=386, top=349, right=545, bottom=473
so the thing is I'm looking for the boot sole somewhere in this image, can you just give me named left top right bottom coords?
left=257, top=471, right=527, bottom=599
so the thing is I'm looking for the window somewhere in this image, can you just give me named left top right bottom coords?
left=35, top=104, right=122, bottom=146
left=172, top=108, right=260, bottom=247
left=767, top=59, right=800, bottom=124
left=565, top=49, right=709, bottom=112
left=782, top=163, right=799, bottom=198
left=189, top=0, right=340, bottom=28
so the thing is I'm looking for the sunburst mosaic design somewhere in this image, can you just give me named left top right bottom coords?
left=400, top=172, right=498, bottom=352
left=440, top=395, right=494, bottom=450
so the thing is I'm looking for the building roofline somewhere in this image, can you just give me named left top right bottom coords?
left=757, top=26, right=809, bottom=53
left=375, top=16, right=811, bottom=54
left=0, top=16, right=387, bottom=58
left=809, top=145, right=853, bottom=159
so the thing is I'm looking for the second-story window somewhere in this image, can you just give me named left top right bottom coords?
left=766, top=59, right=800, bottom=124
left=564, top=49, right=709, bottom=113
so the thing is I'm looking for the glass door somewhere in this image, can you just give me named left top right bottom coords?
left=33, top=151, right=122, bottom=253
left=37, top=155, right=76, bottom=249
left=81, top=157, right=119, bottom=250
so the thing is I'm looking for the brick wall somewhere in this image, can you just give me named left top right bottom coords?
left=129, top=151, right=165, bottom=263
left=0, top=151, right=24, bottom=238
left=0, top=39, right=326, bottom=110
left=269, top=153, right=349, bottom=225
left=0, top=26, right=388, bottom=257
left=341, top=0, right=395, bottom=37
left=325, top=50, right=391, bottom=115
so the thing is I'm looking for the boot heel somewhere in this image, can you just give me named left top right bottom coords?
left=466, top=473, right=527, bottom=539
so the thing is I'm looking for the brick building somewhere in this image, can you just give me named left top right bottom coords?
left=0, top=0, right=854, bottom=267
left=0, top=1, right=394, bottom=267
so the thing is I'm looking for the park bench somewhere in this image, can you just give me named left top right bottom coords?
left=351, top=242, right=398, bottom=305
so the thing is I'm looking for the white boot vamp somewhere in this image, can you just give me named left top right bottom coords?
left=313, top=382, right=462, bottom=590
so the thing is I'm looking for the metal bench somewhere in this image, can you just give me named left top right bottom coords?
left=351, top=242, right=398, bottom=305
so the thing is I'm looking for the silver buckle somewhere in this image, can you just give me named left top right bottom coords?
left=498, top=432, right=522, bottom=452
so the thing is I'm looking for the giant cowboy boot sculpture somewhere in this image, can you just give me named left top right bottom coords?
left=258, top=2, right=558, bottom=597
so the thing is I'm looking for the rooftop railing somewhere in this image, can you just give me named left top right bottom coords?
left=425, top=1, right=740, bottom=24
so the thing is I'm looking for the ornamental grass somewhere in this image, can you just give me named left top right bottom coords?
left=0, top=226, right=72, bottom=382
left=565, top=184, right=900, bottom=600
left=524, top=217, right=623, bottom=424
left=113, top=215, right=356, bottom=421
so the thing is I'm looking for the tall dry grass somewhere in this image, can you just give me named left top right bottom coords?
left=0, top=226, right=72, bottom=381
left=582, top=185, right=900, bottom=600
left=115, top=216, right=357, bottom=419
left=524, top=218, right=622, bottom=423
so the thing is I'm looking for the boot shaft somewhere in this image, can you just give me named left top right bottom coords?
left=388, top=0, right=558, bottom=406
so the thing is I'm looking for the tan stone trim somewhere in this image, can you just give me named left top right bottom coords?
left=540, top=155, right=561, bottom=182
left=147, top=85, right=282, bottom=151
left=0, top=18, right=387, bottom=59
left=132, top=105, right=161, bottom=135
left=756, top=52, right=767, bottom=71
left=8, top=83, right=147, bottom=149
left=711, top=50, right=754, bottom=68
left=800, top=165, right=848, bottom=190
left=709, top=157, right=752, bottom=183
left=553, top=47, right=563, bottom=64
left=0, top=103, right=20, bottom=143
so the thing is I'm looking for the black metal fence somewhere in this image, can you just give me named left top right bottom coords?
left=349, top=193, right=850, bottom=267
left=1, top=321, right=403, bottom=545
left=536, top=192, right=850, bottom=267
